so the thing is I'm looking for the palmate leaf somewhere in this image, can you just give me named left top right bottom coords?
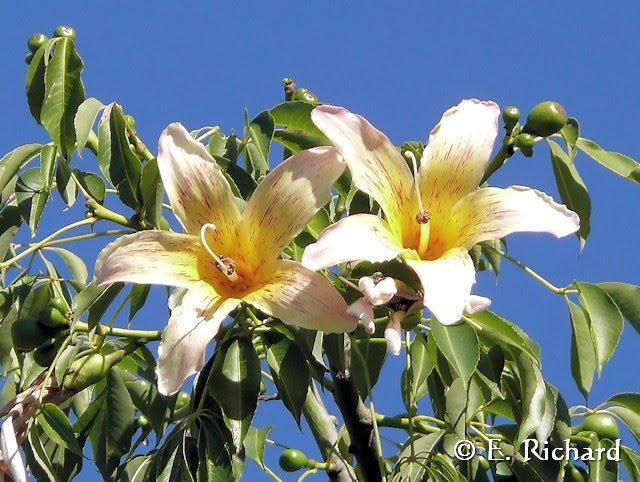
left=98, top=103, right=142, bottom=209
left=598, top=282, right=640, bottom=334
left=607, top=393, right=640, bottom=443
left=15, top=167, right=51, bottom=236
left=40, top=38, right=86, bottom=160
left=244, top=110, right=274, bottom=179
left=430, top=320, right=479, bottom=385
left=576, top=282, right=624, bottom=374
left=567, top=299, right=596, bottom=397
left=577, top=137, right=640, bottom=184
left=74, top=97, right=104, bottom=153
left=548, top=140, right=591, bottom=247
left=0, top=143, right=43, bottom=193
left=89, top=367, right=137, bottom=479
left=207, top=336, right=261, bottom=451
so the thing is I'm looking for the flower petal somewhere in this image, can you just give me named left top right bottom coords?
left=312, top=105, right=418, bottom=242
left=245, top=259, right=357, bottom=333
left=348, top=298, right=375, bottom=334
left=158, top=123, right=241, bottom=246
left=95, top=231, right=203, bottom=288
left=418, top=99, right=500, bottom=220
left=302, top=214, right=402, bottom=271
left=465, top=295, right=492, bottom=314
left=384, top=312, right=403, bottom=356
left=240, top=146, right=344, bottom=267
left=405, top=247, right=476, bottom=325
left=359, top=276, right=398, bottom=306
left=157, top=284, right=239, bottom=395
left=1, top=416, right=26, bottom=482
left=452, top=186, right=580, bottom=248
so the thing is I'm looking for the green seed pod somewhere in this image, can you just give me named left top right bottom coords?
left=25, top=53, right=34, bottom=64
left=63, top=350, right=125, bottom=391
left=176, top=391, right=191, bottom=409
left=28, top=33, right=48, bottom=53
left=124, top=114, right=136, bottom=130
left=49, top=296, right=71, bottom=316
left=33, top=339, right=58, bottom=367
left=514, top=133, right=535, bottom=150
left=292, top=88, right=319, bottom=105
left=12, top=318, right=51, bottom=352
left=279, top=449, right=310, bottom=472
left=523, top=101, right=568, bottom=137
left=53, top=26, right=76, bottom=40
left=38, top=306, right=70, bottom=330
left=578, top=413, right=620, bottom=440
left=502, top=106, right=520, bottom=131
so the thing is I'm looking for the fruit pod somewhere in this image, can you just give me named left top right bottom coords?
left=11, top=318, right=51, bottom=352
left=523, top=101, right=568, bottom=137
left=63, top=349, right=127, bottom=391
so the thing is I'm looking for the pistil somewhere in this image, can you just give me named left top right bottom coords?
left=405, top=151, right=431, bottom=255
left=200, top=224, right=238, bottom=282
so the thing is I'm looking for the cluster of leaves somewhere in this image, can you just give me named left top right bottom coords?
left=1, top=26, right=640, bottom=482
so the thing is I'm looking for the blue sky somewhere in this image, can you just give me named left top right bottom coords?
left=2, top=2, right=639, bottom=480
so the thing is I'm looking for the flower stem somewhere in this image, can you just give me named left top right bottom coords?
left=72, top=322, right=162, bottom=341
left=0, top=217, right=97, bottom=269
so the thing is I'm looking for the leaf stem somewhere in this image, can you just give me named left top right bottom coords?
left=484, top=245, right=576, bottom=295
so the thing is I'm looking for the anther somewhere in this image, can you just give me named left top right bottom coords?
left=200, top=224, right=238, bottom=282
left=416, top=211, right=431, bottom=224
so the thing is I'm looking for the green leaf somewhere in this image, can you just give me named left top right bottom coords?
left=197, top=421, right=234, bottom=481
left=430, top=321, right=479, bottom=385
left=394, top=431, right=445, bottom=480
left=55, top=159, right=77, bottom=207
left=264, top=334, right=310, bottom=425
left=243, top=426, right=272, bottom=469
left=244, top=110, right=274, bottom=178
left=222, top=161, right=257, bottom=199
left=589, top=437, right=618, bottom=481
left=0, top=143, right=43, bottom=193
left=129, top=284, right=150, bottom=321
left=74, top=97, right=104, bottom=153
left=39, top=144, right=57, bottom=188
left=468, top=311, right=540, bottom=360
left=561, top=118, right=580, bottom=150
left=577, top=137, right=640, bottom=184
left=351, top=337, right=386, bottom=399
left=40, top=38, right=85, bottom=160
left=272, top=129, right=323, bottom=153
left=139, top=158, right=163, bottom=227
left=598, top=282, right=640, bottom=334
left=576, top=282, right=624, bottom=373
left=98, top=103, right=142, bottom=209
left=15, top=168, right=50, bottom=235
left=607, top=393, right=640, bottom=443
left=269, top=101, right=328, bottom=140
left=549, top=140, right=591, bottom=247
left=89, top=367, right=137, bottom=479
left=0, top=204, right=22, bottom=262
left=620, top=446, right=640, bottom=482
left=513, top=353, right=547, bottom=448
left=567, top=299, right=596, bottom=397
left=72, top=281, right=124, bottom=325
left=25, top=41, right=50, bottom=123
left=45, top=247, right=89, bottom=287
left=208, top=337, right=261, bottom=450
left=207, top=130, right=227, bottom=157
left=73, top=170, right=105, bottom=204
left=409, top=333, right=433, bottom=402
left=38, top=403, right=83, bottom=456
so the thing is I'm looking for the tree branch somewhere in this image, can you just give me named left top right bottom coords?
left=325, top=335, right=382, bottom=482
left=302, top=384, right=356, bottom=482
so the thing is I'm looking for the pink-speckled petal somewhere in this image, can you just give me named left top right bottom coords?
left=418, top=99, right=500, bottom=223
left=451, top=186, right=580, bottom=248
left=312, top=105, right=418, bottom=243
left=158, top=123, right=241, bottom=247
left=384, top=312, right=403, bottom=356
left=244, top=259, right=357, bottom=333
left=465, top=295, right=492, bottom=314
left=348, top=298, right=375, bottom=333
left=94, top=231, right=204, bottom=288
left=157, top=284, right=239, bottom=395
left=240, top=146, right=344, bottom=267
left=302, top=214, right=402, bottom=271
